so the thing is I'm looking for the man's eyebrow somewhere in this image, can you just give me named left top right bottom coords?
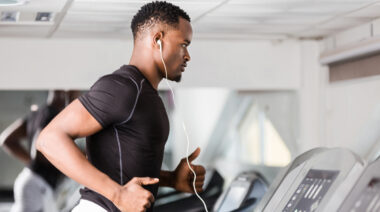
left=184, top=39, right=191, bottom=45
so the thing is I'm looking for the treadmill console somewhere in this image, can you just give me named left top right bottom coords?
left=218, top=184, right=249, bottom=212
left=256, top=148, right=365, bottom=212
left=283, top=169, right=339, bottom=212
left=214, top=172, right=267, bottom=212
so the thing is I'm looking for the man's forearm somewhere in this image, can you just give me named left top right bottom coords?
left=159, top=170, right=175, bottom=188
left=3, top=141, right=31, bottom=164
left=36, top=127, right=121, bottom=202
left=0, top=119, right=30, bottom=164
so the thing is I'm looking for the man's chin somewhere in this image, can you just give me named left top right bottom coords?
left=172, top=75, right=182, bottom=82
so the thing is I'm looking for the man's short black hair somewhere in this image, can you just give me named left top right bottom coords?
left=131, top=1, right=191, bottom=40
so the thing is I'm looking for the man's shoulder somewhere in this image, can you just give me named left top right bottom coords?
left=113, top=65, right=144, bottom=81
left=96, top=65, right=143, bottom=87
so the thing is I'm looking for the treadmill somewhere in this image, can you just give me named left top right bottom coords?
left=338, top=157, right=380, bottom=211
left=255, top=147, right=365, bottom=212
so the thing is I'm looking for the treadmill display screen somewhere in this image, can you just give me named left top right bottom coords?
left=283, top=169, right=339, bottom=212
left=347, top=178, right=380, bottom=212
left=218, top=186, right=247, bottom=212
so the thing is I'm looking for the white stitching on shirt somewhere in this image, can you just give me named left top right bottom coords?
left=117, top=78, right=144, bottom=125
left=113, top=126, right=123, bottom=185
left=113, top=78, right=145, bottom=185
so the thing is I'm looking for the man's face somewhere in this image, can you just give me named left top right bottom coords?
left=160, top=18, right=193, bottom=82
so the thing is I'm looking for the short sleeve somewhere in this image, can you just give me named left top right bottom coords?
left=79, top=75, right=139, bottom=128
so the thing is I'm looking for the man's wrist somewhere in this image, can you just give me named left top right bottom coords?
left=102, top=175, right=122, bottom=204
left=159, top=170, right=175, bottom=188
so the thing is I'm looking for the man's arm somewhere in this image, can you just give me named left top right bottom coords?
left=0, top=118, right=31, bottom=164
left=159, top=170, right=174, bottom=187
left=36, top=100, right=118, bottom=200
left=37, top=99, right=157, bottom=212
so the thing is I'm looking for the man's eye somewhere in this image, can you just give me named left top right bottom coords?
left=181, top=44, right=187, bottom=48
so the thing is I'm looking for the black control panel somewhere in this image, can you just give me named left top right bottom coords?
left=282, top=169, right=339, bottom=212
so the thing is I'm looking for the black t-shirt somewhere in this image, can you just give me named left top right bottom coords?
left=78, top=65, right=170, bottom=212
left=26, top=105, right=62, bottom=188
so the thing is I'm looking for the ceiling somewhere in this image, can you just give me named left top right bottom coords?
left=1, top=0, right=380, bottom=40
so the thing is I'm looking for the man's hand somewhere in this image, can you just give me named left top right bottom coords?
left=113, top=177, right=159, bottom=212
left=172, top=147, right=206, bottom=193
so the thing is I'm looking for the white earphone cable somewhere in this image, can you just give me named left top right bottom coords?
left=159, top=42, right=208, bottom=212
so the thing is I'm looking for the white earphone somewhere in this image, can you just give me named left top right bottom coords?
left=157, top=39, right=167, bottom=79
left=156, top=38, right=208, bottom=211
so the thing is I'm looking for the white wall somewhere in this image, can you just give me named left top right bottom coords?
left=0, top=38, right=301, bottom=90
left=325, top=76, right=380, bottom=159
left=0, top=38, right=131, bottom=90
left=169, top=88, right=230, bottom=164
left=297, top=41, right=327, bottom=154
left=278, top=33, right=380, bottom=160
left=173, top=39, right=301, bottom=90
left=318, top=16, right=380, bottom=159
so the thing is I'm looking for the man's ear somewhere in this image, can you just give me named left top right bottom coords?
left=153, top=31, right=164, bottom=49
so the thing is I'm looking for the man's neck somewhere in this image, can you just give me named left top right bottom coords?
left=129, top=50, right=162, bottom=90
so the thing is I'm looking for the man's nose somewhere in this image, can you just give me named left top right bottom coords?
left=184, top=50, right=191, bottom=62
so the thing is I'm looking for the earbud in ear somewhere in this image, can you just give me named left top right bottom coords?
left=157, top=39, right=161, bottom=47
